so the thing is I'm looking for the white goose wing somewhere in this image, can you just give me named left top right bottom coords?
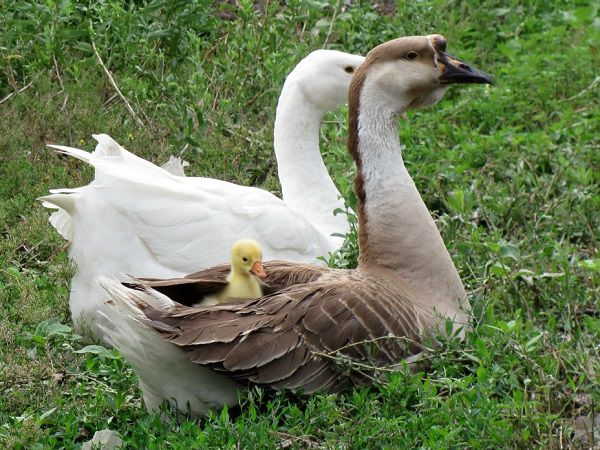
left=99, top=172, right=334, bottom=273
left=43, top=135, right=335, bottom=274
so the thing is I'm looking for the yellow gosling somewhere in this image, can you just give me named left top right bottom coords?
left=199, top=239, right=266, bottom=306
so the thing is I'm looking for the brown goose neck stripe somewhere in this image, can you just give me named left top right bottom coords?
left=347, top=65, right=369, bottom=260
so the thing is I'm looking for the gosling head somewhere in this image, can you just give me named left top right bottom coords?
left=231, top=239, right=266, bottom=279
left=350, top=34, right=493, bottom=115
left=289, top=49, right=365, bottom=112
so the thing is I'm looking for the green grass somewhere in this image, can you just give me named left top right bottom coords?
left=1, top=0, right=598, bottom=448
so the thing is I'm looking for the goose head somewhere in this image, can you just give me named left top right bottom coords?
left=230, top=239, right=266, bottom=279
left=288, top=49, right=366, bottom=112
left=351, top=34, right=493, bottom=116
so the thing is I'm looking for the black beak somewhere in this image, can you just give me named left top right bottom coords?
left=438, top=52, right=493, bottom=85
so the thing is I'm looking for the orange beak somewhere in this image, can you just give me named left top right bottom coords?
left=251, top=261, right=266, bottom=279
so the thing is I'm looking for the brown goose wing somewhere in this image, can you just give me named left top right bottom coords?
left=137, top=260, right=328, bottom=306
left=139, top=271, right=427, bottom=394
left=136, top=271, right=229, bottom=306
left=259, top=260, right=330, bottom=294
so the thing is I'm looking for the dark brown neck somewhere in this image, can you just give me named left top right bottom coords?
left=347, top=69, right=368, bottom=254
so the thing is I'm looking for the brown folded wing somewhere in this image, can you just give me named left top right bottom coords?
left=132, top=265, right=428, bottom=394
left=137, top=260, right=328, bottom=305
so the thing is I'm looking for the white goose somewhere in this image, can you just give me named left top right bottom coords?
left=100, top=35, right=492, bottom=417
left=39, top=50, right=365, bottom=340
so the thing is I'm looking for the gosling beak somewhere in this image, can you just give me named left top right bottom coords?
left=438, top=51, right=493, bottom=85
left=251, top=261, right=267, bottom=279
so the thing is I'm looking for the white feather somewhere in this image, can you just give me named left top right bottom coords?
left=161, top=155, right=189, bottom=176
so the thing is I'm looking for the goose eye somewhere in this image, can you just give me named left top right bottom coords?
left=344, top=66, right=354, bottom=74
left=405, top=51, right=418, bottom=60
left=242, top=257, right=248, bottom=262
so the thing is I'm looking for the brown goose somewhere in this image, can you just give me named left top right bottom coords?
left=100, top=34, right=492, bottom=416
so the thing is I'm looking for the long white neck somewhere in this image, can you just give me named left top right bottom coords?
left=350, top=86, right=467, bottom=318
left=274, top=83, right=349, bottom=249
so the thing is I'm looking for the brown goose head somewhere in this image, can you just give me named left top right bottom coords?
left=349, top=34, right=493, bottom=115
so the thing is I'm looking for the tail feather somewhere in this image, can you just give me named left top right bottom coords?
left=161, top=156, right=189, bottom=177
left=38, top=190, right=83, bottom=241
left=38, top=190, right=81, bottom=213
left=40, top=133, right=191, bottom=248
left=92, top=134, right=125, bottom=157
left=47, top=133, right=125, bottom=167
left=47, top=209, right=73, bottom=241
left=47, top=144, right=93, bottom=164
left=97, top=276, right=240, bottom=417
left=99, top=276, right=177, bottom=316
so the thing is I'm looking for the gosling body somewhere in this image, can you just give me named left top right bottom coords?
left=198, top=239, right=266, bottom=306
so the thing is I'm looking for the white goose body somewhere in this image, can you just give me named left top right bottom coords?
left=40, top=50, right=365, bottom=341
left=99, top=35, right=492, bottom=416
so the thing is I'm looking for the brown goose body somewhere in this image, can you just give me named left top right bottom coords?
left=124, top=261, right=429, bottom=393
left=100, top=34, right=492, bottom=414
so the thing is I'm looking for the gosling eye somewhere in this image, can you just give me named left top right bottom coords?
left=405, top=51, right=419, bottom=60
left=242, top=257, right=248, bottom=262
left=344, top=65, right=354, bottom=74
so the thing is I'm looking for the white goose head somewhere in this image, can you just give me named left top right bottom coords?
left=283, top=49, right=366, bottom=112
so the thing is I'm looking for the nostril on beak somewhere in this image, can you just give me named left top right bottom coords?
left=459, top=63, right=470, bottom=71
left=435, top=38, right=447, bottom=52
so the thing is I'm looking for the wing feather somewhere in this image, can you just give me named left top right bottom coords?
left=223, top=330, right=300, bottom=370
left=250, top=347, right=311, bottom=383
left=120, top=266, right=429, bottom=394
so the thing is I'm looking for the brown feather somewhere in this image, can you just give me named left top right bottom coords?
left=138, top=260, right=326, bottom=306
left=269, top=357, right=332, bottom=392
left=223, top=330, right=300, bottom=371
left=250, top=347, right=311, bottom=384
left=140, top=277, right=229, bottom=306
left=188, top=342, right=233, bottom=364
